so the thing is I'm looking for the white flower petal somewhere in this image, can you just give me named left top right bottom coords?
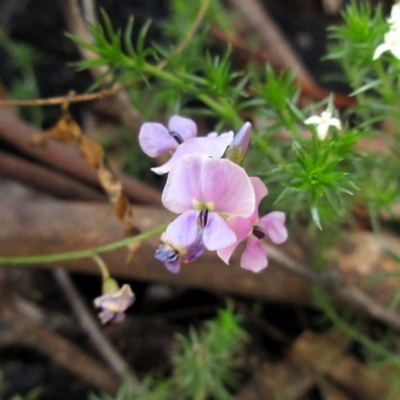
left=373, top=43, right=390, bottom=60
left=304, top=116, right=322, bottom=125
left=317, top=123, right=329, bottom=140
left=328, top=117, right=342, bottom=130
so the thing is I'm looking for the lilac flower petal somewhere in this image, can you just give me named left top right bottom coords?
left=93, top=284, right=135, bottom=312
left=217, top=216, right=253, bottom=264
left=246, top=177, right=268, bottom=224
left=152, top=133, right=233, bottom=175
left=164, top=210, right=201, bottom=248
left=164, top=260, right=181, bottom=274
left=93, top=284, right=134, bottom=325
left=168, top=115, right=197, bottom=141
left=241, top=237, right=268, bottom=272
left=259, top=211, right=288, bottom=244
left=98, top=310, right=125, bottom=324
left=201, top=159, right=255, bottom=216
left=203, top=212, right=237, bottom=251
left=162, top=159, right=202, bottom=212
left=251, top=177, right=268, bottom=205
left=180, top=234, right=205, bottom=263
left=139, top=122, right=177, bottom=157
left=162, top=155, right=255, bottom=216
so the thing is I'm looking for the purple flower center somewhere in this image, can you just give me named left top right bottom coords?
left=199, top=209, right=209, bottom=228
left=252, top=226, right=266, bottom=239
left=171, top=132, right=184, bottom=145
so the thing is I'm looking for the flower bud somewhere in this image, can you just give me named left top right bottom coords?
left=224, top=122, right=252, bottom=165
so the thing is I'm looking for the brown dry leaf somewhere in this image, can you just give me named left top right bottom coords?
left=29, top=102, right=140, bottom=259
left=236, top=331, right=348, bottom=400
left=45, top=108, right=82, bottom=142
left=79, top=136, right=104, bottom=168
left=290, top=331, right=397, bottom=400
left=236, top=360, right=314, bottom=400
left=320, top=381, right=352, bottom=400
left=327, top=230, right=400, bottom=308
left=321, top=0, right=343, bottom=15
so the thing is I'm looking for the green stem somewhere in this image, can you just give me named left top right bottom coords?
left=92, top=254, right=110, bottom=279
left=143, top=63, right=183, bottom=86
left=0, top=224, right=167, bottom=265
left=144, top=62, right=240, bottom=124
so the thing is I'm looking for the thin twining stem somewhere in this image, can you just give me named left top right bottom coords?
left=0, top=223, right=167, bottom=265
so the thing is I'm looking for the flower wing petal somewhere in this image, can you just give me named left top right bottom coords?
left=247, top=177, right=268, bottom=224
left=203, top=212, right=237, bottom=251
left=164, top=210, right=200, bottom=248
left=241, top=237, right=268, bottom=272
left=168, top=115, right=197, bottom=141
left=162, top=156, right=203, bottom=213
left=259, top=211, right=288, bottom=244
left=139, top=122, right=176, bottom=157
left=217, top=216, right=252, bottom=264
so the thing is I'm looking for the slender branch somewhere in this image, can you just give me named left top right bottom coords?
left=0, top=296, right=120, bottom=395
left=0, top=0, right=211, bottom=108
left=53, top=268, right=141, bottom=393
left=0, top=223, right=167, bottom=265
left=265, top=243, right=400, bottom=331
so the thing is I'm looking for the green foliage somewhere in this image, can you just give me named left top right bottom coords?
left=66, top=1, right=400, bottom=231
left=93, top=305, right=247, bottom=400
left=90, top=377, right=171, bottom=400
left=172, top=304, right=248, bottom=400
left=0, top=30, right=44, bottom=125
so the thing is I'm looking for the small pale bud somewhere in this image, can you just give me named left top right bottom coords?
left=224, top=122, right=252, bottom=165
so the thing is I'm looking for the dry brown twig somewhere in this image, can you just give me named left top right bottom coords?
left=62, top=0, right=141, bottom=132
left=0, top=107, right=162, bottom=205
left=228, top=0, right=315, bottom=86
left=2, top=186, right=400, bottom=333
left=0, top=295, right=120, bottom=395
left=0, top=0, right=211, bottom=109
left=224, top=0, right=355, bottom=109
left=265, top=243, right=400, bottom=330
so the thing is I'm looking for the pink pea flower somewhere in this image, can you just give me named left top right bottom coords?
left=93, top=284, right=135, bottom=324
left=162, top=155, right=256, bottom=251
left=138, top=115, right=233, bottom=175
left=155, top=217, right=205, bottom=273
left=217, top=178, right=288, bottom=273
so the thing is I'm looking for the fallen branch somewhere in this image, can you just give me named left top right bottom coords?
left=1, top=190, right=400, bottom=332
left=0, top=107, right=162, bottom=205
left=0, top=149, right=105, bottom=201
left=0, top=295, right=120, bottom=395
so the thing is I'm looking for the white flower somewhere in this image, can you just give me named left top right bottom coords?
left=304, top=110, right=342, bottom=140
left=373, top=28, right=400, bottom=60
left=373, top=3, right=400, bottom=60
left=388, top=3, right=400, bottom=28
